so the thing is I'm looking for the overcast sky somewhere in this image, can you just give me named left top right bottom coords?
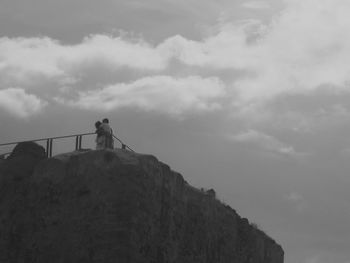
left=1, top=0, right=350, bottom=262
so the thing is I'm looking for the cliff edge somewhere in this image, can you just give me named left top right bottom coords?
left=0, top=143, right=284, bottom=263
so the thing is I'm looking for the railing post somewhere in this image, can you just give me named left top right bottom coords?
left=122, top=144, right=126, bottom=150
left=46, top=139, right=50, bottom=158
left=79, top=135, right=82, bottom=150
left=46, top=138, right=53, bottom=158
left=49, top=139, right=53, bottom=157
left=75, top=136, right=79, bottom=151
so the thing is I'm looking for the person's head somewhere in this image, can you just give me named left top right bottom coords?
left=102, top=118, right=109, bottom=124
left=95, top=121, right=102, bottom=129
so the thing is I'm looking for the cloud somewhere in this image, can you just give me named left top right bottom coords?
left=160, top=0, right=350, bottom=108
left=0, top=88, right=47, bottom=118
left=234, top=0, right=350, bottom=104
left=0, top=35, right=167, bottom=86
left=0, top=35, right=232, bottom=118
left=157, top=21, right=261, bottom=70
left=242, top=1, right=270, bottom=9
left=231, top=129, right=303, bottom=156
left=66, top=34, right=167, bottom=71
left=2, top=0, right=350, bottom=124
left=0, top=37, right=65, bottom=80
left=59, top=75, right=226, bottom=116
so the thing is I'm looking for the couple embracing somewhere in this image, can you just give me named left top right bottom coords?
left=95, top=118, right=114, bottom=149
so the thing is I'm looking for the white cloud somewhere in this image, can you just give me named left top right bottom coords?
left=0, top=37, right=65, bottom=80
left=242, top=1, right=270, bottom=9
left=2, top=0, right=350, bottom=123
left=231, top=129, right=302, bottom=156
left=66, top=35, right=167, bottom=71
left=0, top=88, right=47, bottom=118
left=160, top=0, right=350, bottom=108
left=60, top=75, right=226, bottom=116
left=0, top=35, right=167, bottom=85
left=235, top=0, right=350, bottom=104
left=157, top=21, right=261, bottom=70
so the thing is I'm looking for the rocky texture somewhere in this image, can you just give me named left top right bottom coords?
left=0, top=148, right=284, bottom=263
left=2, top=141, right=46, bottom=180
left=7, top=141, right=46, bottom=160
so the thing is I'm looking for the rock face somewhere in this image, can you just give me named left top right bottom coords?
left=0, top=148, right=284, bottom=263
left=2, top=141, right=46, bottom=180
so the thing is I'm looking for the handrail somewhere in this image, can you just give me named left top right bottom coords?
left=0, top=132, right=95, bottom=147
left=113, top=135, right=135, bottom=152
left=0, top=131, right=135, bottom=158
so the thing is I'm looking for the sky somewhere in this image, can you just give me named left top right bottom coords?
left=1, top=0, right=350, bottom=262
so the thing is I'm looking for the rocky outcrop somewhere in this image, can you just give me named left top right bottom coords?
left=2, top=141, right=46, bottom=180
left=0, top=147, right=284, bottom=263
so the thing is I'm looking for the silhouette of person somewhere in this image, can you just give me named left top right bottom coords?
left=100, top=118, right=114, bottom=149
left=95, top=121, right=105, bottom=150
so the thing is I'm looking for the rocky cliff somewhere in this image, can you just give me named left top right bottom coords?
left=0, top=143, right=284, bottom=263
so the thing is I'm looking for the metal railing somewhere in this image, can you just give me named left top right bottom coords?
left=113, top=135, right=134, bottom=152
left=0, top=132, right=134, bottom=159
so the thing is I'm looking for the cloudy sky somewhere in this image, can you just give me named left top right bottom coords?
left=1, top=0, right=350, bottom=262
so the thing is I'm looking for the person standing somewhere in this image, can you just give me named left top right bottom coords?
left=95, top=121, right=105, bottom=150
left=100, top=118, right=114, bottom=149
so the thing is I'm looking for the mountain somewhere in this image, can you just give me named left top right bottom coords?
left=0, top=142, right=284, bottom=263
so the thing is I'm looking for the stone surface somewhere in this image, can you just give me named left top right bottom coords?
left=1, top=141, right=46, bottom=180
left=7, top=141, right=46, bottom=161
left=0, top=149, right=284, bottom=263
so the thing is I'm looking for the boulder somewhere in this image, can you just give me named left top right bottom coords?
left=1, top=141, right=46, bottom=180
left=7, top=141, right=46, bottom=160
